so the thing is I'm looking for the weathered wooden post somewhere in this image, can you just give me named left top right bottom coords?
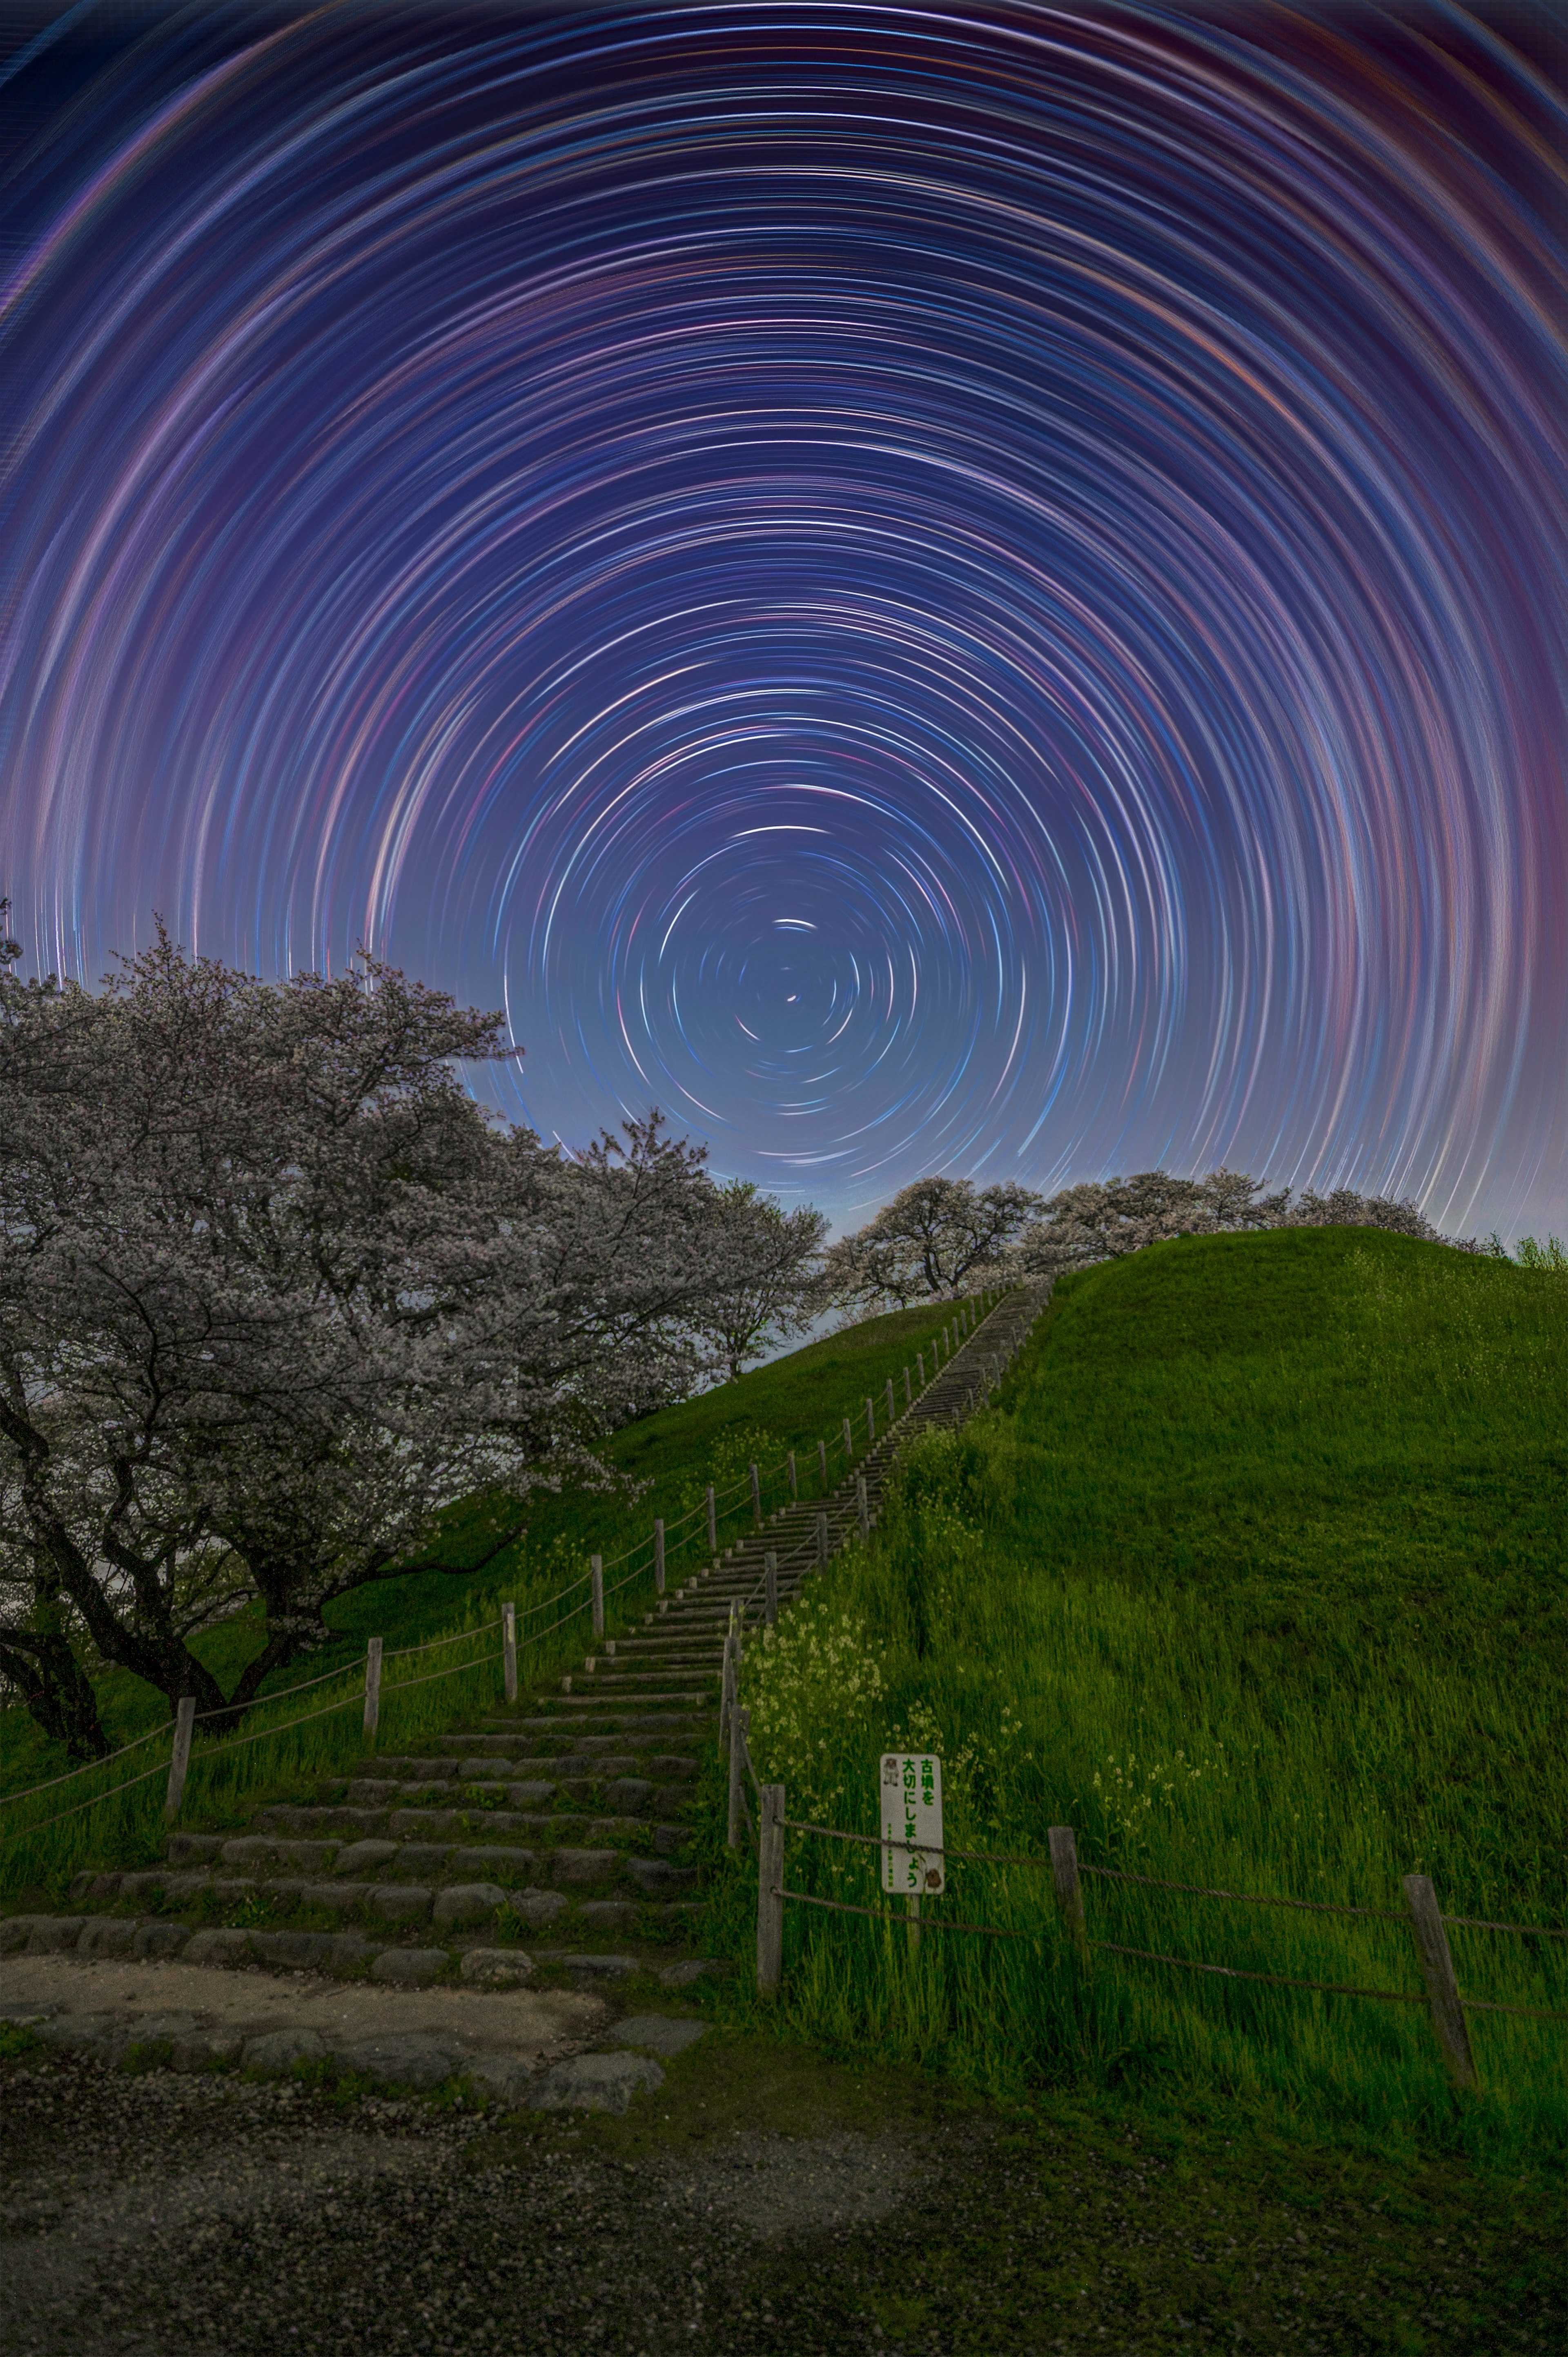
left=750, top=1460, right=762, bottom=1527
left=362, top=1638, right=383, bottom=1739
left=916, top=1350, right=925, bottom=1387
left=502, top=1604, right=517, bottom=1705
left=591, top=1554, right=604, bottom=1639
left=903, top=1365, right=912, bottom=1408
left=842, top=1415, right=853, bottom=1461
left=907, top=1889, right=921, bottom=1953
left=1403, top=1875, right=1479, bottom=2093
left=720, top=1631, right=737, bottom=1748
left=654, top=1518, right=666, bottom=1594
left=817, top=1509, right=829, bottom=1568
left=885, top=1377, right=895, bottom=1424
left=165, top=1696, right=196, bottom=1822
left=865, top=1392, right=875, bottom=1444
left=788, top=1450, right=797, bottom=1502
left=728, top=1704, right=751, bottom=1849
left=856, top=1474, right=870, bottom=1539
left=764, top=1551, right=778, bottom=1627
left=1049, top=1826, right=1088, bottom=1952
left=817, top=1437, right=828, bottom=1488
left=706, top=1485, right=717, bottom=1555
left=757, top=1784, right=786, bottom=1996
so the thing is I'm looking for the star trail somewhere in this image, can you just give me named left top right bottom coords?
left=1, top=3, right=1564, bottom=1234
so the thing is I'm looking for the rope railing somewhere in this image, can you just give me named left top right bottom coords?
left=0, top=1718, right=168, bottom=1808
left=9, top=1756, right=174, bottom=1843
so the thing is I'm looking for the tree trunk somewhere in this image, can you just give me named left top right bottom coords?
left=0, top=1625, right=109, bottom=1759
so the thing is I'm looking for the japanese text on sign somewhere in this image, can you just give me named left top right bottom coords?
left=880, top=1753, right=945, bottom=1895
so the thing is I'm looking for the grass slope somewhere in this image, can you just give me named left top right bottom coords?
left=714, top=1228, right=1567, bottom=2186
left=0, top=1298, right=970, bottom=1896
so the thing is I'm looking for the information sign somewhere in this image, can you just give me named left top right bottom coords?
left=880, top=1753, right=945, bottom=1895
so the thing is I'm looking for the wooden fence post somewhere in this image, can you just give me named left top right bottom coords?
left=750, top=1460, right=762, bottom=1528
left=164, top=1697, right=196, bottom=1822
left=706, top=1485, right=717, bottom=1554
left=885, top=1377, right=895, bottom=1423
left=502, top=1605, right=517, bottom=1705
left=591, top=1554, right=604, bottom=1639
left=865, top=1392, right=875, bottom=1443
left=856, top=1474, right=870, bottom=1539
left=728, top=1704, right=750, bottom=1849
left=764, top=1551, right=778, bottom=1627
left=842, top=1415, right=853, bottom=1462
left=916, top=1351, right=925, bottom=1387
left=362, top=1638, right=383, bottom=1739
left=788, top=1450, right=797, bottom=1502
left=817, top=1510, right=829, bottom=1567
left=1049, top=1826, right=1088, bottom=1952
left=903, top=1365, right=912, bottom=1408
left=1403, top=1875, right=1478, bottom=2093
left=720, top=1633, right=737, bottom=1748
left=817, top=1438, right=828, bottom=1488
left=654, top=1518, right=665, bottom=1594
left=757, top=1784, right=786, bottom=1996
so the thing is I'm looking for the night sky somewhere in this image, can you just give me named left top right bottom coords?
left=1, top=4, right=1564, bottom=1238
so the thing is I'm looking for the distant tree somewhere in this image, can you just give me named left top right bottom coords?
left=1508, top=1234, right=1566, bottom=1270
left=695, top=1181, right=828, bottom=1382
left=0, top=930, right=773, bottom=1752
left=1278, top=1187, right=1441, bottom=1240
left=1018, top=1167, right=1461, bottom=1274
left=1018, top=1167, right=1288, bottom=1274
left=820, top=1177, right=1039, bottom=1312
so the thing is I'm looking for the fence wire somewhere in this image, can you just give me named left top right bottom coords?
left=4, top=1755, right=172, bottom=1842
left=1092, top=1939, right=1428, bottom=2005
left=0, top=1719, right=167, bottom=1808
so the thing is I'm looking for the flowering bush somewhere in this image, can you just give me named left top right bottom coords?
left=1087, top=1747, right=1229, bottom=1860
left=742, top=1594, right=886, bottom=1823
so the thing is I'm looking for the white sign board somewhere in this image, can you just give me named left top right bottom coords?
left=881, top=1752, right=945, bottom=1895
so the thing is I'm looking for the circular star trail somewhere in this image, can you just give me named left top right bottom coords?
left=2, top=4, right=1565, bottom=1230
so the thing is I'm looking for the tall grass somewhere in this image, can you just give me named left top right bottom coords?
left=717, top=1230, right=1567, bottom=2176
left=0, top=1297, right=972, bottom=1900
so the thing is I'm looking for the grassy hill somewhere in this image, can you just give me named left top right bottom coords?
left=0, top=1296, right=971, bottom=1894
left=720, top=1227, right=1567, bottom=2179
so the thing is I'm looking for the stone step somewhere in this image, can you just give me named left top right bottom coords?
left=78, top=1840, right=700, bottom=1911
left=572, top=1664, right=718, bottom=1685
left=509, top=1713, right=714, bottom=1734
left=6, top=1912, right=716, bottom=1989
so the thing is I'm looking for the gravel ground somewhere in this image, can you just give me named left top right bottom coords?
left=2, top=2050, right=1561, bottom=2356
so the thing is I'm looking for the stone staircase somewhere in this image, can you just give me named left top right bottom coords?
left=5, top=1283, right=1051, bottom=2001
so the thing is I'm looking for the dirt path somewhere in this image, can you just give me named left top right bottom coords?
left=4, top=2014, right=1560, bottom=2356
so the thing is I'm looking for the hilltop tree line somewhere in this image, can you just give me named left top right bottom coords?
left=0, top=936, right=1514, bottom=1757
left=818, top=1163, right=1465, bottom=1312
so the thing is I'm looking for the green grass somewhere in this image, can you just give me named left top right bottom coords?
left=712, top=1229, right=1568, bottom=2182
left=0, top=1295, right=979, bottom=1900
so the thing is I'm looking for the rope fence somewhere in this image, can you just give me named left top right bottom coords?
left=746, top=1787, right=1566, bottom=2096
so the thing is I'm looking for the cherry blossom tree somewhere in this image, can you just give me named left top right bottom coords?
left=694, top=1181, right=828, bottom=1382
left=819, top=1176, right=1039, bottom=1311
left=0, top=931, right=791, bottom=1750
